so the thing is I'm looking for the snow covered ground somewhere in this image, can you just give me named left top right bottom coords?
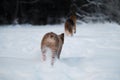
left=0, top=23, right=120, bottom=80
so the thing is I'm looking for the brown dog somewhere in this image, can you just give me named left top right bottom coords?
left=41, top=32, right=64, bottom=65
left=65, top=14, right=76, bottom=36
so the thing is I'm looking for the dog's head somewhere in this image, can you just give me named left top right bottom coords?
left=59, top=33, right=64, bottom=44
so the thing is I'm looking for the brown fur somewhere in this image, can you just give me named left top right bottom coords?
left=41, top=32, right=64, bottom=65
left=65, top=14, right=76, bottom=36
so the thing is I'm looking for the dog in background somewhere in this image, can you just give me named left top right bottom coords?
left=41, top=32, right=64, bottom=65
left=65, top=13, right=76, bottom=36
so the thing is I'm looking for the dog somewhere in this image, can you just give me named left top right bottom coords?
left=65, top=14, right=76, bottom=36
left=41, top=32, right=64, bottom=65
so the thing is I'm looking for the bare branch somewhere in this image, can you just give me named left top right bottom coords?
left=81, top=0, right=102, bottom=8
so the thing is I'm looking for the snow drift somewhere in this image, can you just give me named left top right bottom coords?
left=0, top=23, right=120, bottom=80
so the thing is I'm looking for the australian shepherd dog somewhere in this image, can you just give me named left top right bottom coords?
left=65, top=14, right=76, bottom=36
left=41, top=32, right=64, bottom=65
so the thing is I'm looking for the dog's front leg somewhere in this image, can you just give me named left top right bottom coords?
left=57, top=46, right=62, bottom=59
left=73, top=25, right=76, bottom=33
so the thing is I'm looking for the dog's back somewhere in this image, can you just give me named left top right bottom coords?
left=41, top=32, right=64, bottom=65
left=41, top=32, right=59, bottom=55
left=70, top=15, right=76, bottom=24
left=65, top=14, right=77, bottom=36
left=65, top=18, right=74, bottom=36
left=66, top=18, right=74, bottom=26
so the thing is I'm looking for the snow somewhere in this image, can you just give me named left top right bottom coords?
left=0, top=23, right=120, bottom=80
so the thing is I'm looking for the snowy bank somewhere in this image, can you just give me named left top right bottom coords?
left=0, top=23, right=120, bottom=80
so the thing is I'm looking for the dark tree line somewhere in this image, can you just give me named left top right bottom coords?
left=0, top=0, right=71, bottom=25
left=0, top=0, right=120, bottom=25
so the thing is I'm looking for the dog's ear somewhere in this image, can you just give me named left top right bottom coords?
left=59, top=33, right=64, bottom=44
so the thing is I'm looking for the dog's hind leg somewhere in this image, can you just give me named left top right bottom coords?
left=51, top=54, right=55, bottom=65
left=51, top=50, right=57, bottom=66
left=41, top=48, right=46, bottom=61
left=51, top=57, right=55, bottom=65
